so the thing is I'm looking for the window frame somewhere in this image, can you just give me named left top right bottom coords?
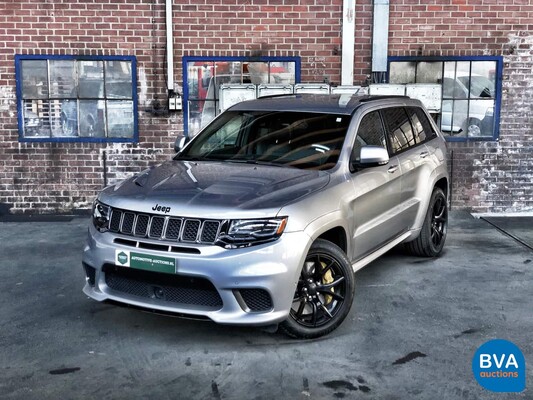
left=182, top=56, right=301, bottom=137
left=387, top=55, right=503, bottom=142
left=15, top=54, right=138, bottom=143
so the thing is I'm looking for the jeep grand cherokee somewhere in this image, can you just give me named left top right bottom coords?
left=83, top=94, right=448, bottom=338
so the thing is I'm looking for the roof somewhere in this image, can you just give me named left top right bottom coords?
left=229, top=94, right=412, bottom=115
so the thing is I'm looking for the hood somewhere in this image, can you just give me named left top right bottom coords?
left=99, top=160, right=330, bottom=218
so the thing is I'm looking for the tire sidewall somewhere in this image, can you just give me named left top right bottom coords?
left=425, top=188, right=448, bottom=256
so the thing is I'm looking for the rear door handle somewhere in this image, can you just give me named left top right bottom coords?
left=420, top=151, right=429, bottom=158
left=388, top=165, right=398, bottom=174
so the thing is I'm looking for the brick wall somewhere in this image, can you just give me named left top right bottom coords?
left=385, top=0, right=533, bottom=212
left=0, top=0, right=532, bottom=214
left=0, top=0, right=346, bottom=214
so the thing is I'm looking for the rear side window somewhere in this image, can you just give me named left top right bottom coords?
left=407, top=107, right=437, bottom=143
left=381, top=107, right=415, bottom=154
left=352, top=111, right=386, bottom=160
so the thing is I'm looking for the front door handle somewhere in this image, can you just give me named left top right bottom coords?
left=420, top=151, right=429, bottom=158
left=388, top=165, right=398, bottom=174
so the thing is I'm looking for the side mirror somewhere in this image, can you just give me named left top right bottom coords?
left=352, top=146, right=389, bottom=170
left=174, top=136, right=190, bottom=153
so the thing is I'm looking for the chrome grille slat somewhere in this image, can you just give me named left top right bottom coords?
left=108, top=207, right=220, bottom=245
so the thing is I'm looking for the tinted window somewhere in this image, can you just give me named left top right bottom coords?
left=407, top=107, right=436, bottom=143
left=178, top=111, right=350, bottom=170
left=381, top=107, right=415, bottom=153
left=352, top=111, right=386, bottom=160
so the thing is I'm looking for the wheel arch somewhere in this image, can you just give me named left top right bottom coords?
left=304, top=212, right=351, bottom=258
left=434, top=176, right=449, bottom=201
left=316, top=226, right=348, bottom=254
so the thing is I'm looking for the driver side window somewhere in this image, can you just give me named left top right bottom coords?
left=352, top=111, right=387, bottom=161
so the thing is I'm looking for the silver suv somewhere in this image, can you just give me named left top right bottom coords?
left=84, top=94, right=448, bottom=338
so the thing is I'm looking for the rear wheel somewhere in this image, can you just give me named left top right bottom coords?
left=280, top=239, right=355, bottom=339
left=405, top=187, right=448, bottom=257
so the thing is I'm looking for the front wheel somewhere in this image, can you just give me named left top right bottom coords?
left=405, top=187, right=448, bottom=257
left=280, top=239, right=355, bottom=339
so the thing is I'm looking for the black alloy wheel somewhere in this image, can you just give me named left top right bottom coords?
left=280, top=239, right=355, bottom=339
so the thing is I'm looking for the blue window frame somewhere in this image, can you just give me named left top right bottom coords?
left=388, top=56, right=503, bottom=141
left=183, top=56, right=301, bottom=136
left=15, top=54, right=138, bottom=143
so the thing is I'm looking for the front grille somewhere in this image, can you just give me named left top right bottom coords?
left=104, top=265, right=223, bottom=310
left=238, top=289, right=273, bottom=312
left=108, top=207, right=223, bottom=245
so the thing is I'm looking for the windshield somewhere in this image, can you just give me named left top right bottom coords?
left=176, top=111, right=351, bottom=170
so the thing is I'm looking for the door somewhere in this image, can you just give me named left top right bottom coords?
left=381, top=107, right=430, bottom=228
left=349, top=111, right=403, bottom=261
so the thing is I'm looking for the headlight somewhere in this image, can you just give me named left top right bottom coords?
left=216, top=217, right=287, bottom=249
left=92, top=201, right=110, bottom=232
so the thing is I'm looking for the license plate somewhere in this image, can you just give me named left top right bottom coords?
left=115, top=249, right=176, bottom=274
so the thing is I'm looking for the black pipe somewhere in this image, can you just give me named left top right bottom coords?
left=449, top=149, right=454, bottom=210
left=103, top=150, right=108, bottom=187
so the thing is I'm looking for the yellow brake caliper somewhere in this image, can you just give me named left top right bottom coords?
left=321, top=261, right=334, bottom=305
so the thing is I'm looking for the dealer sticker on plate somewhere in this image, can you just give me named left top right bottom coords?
left=115, top=249, right=176, bottom=274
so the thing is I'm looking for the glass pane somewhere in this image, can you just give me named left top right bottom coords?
left=105, top=61, right=132, bottom=99
left=416, top=62, right=442, bottom=84
left=21, top=60, right=48, bottom=99
left=467, top=61, right=496, bottom=98
left=382, top=107, right=415, bottom=153
left=79, top=61, right=104, bottom=98
left=442, top=61, right=469, bottom=99
left=22, top=100, right=50, bottom=137
left=49, top=60, right=77, bottom=98
left=245, top=62, right=269, bottom=84
left=188, top=100, right=203, bottom=136
left=468, top=99, right=495, bottom=137
left=49, top=100, right=74, bottom=137
left=353, top=111, right=386, bottom=160
left=269, top=62, right=296, bottom=84
left=107, top=100, right=134, bottom=138
left=79, top=100, right=106, bottom=137
left=187, top=61, right=214, bottom=100
left=389, top=62, right=415, bottom=84
left=442, top=100, right=469, bottom=137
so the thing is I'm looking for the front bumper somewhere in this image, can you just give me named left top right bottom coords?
left=82, top=224, right=312, bottom=325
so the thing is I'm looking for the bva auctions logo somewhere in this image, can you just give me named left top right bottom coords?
left=472, top=339, right=525, bottom=392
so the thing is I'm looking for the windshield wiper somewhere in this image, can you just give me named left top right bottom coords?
left=173, top=155, right=217, bottom=162
left=224, top=159, right=291, bottom=168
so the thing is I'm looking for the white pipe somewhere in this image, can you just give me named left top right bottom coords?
left=341, top=0, right=355, bottom=86
left=372, top=0, right=390, bottom=73
left=166, top=0, right=174, bottom=91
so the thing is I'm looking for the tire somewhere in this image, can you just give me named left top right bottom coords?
left=405, top=187, right=448, bottom=257
left=279, top=239, right=355, bottom=339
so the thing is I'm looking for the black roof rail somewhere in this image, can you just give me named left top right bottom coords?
left=359, top=95, right=410, bottom=102
left=256, top=93, right=299, bottom=100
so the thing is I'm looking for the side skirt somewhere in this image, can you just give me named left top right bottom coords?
left=352, top=231, right=412, bottom=273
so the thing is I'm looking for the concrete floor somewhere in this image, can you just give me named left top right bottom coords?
left=0, top=212, right=531, bottom=399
